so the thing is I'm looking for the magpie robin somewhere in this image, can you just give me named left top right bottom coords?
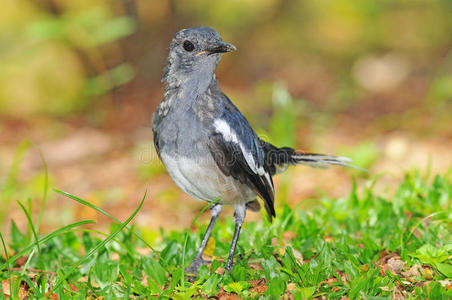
left=152, top=27, right=362, bottom=273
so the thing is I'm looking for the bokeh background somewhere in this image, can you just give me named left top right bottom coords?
left=1, top=0, right=451, bottom=238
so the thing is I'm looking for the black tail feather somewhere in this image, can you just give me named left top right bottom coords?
left=262, top=142, right=366, bottom=175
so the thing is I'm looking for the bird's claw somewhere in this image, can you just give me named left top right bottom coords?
left=224, top=262, right=234, bottom=272
left=185, top=257, right=211, bottom=276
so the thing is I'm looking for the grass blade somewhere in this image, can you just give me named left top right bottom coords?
left=71, top=228, right=132, bottom=256
left=0, top=220, right=95, bottom=270
left=17, top=200, right=41, bottom=254
left=49, top=189, right=147, bottom=294
left=54, top=188, right=156, bottom=253
left=0, top=232, right=13, bottom=298
left=36, top=149, right=48, bottom=233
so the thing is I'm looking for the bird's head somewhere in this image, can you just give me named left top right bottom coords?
left=163, top=27, right=236, bottom=88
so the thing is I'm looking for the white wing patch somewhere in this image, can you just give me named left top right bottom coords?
left=213, top=119, right=274, bottom=191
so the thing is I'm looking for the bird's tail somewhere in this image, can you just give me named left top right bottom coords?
left=263, top=143, right=366, bottom=174
left=290, top=152, right=366, bottom=171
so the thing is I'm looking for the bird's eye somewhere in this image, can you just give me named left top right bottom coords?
left=183, top=40, right=195, bottom=52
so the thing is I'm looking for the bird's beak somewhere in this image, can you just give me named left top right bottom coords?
left=207, top=41, right=237, bottom=55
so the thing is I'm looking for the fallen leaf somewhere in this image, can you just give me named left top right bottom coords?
left=392, top=286, right=405, bottom=300
left=215, top=267, right=225, bottom=275
left=337, top=270, right=350, bottom=285
left=2, top=280, right=11, bottom=296
left=282, top=231, right=297, bottom=241
left=318, top=276, right=338, bottom=289
left=278, top=247, right=286, bottom=256
left=255, top=285, right=267, bottom=294
left=2, top=278, right=29, bottom=299
left=287, top=282, right=296, bottom=291
left=421, top=267, right=433, bottom=280
left=401, top=264, right=420, bottom=281
left=248, top=262, right=263, bottom=270
left=378, top=250, right=399, bottom=265
left=218, top=288, right=242, bottom=300
left=15, top=256, right=28, bottom=267
left=137, top=248, right=152, bottom=256
left=293, top=249, right=303, bottom=264
left=68, top=283, right=79, bottom=292
left=324, top=236, right=334, bottom=243
left=46, top=292, right=59, bottom=299
left=110, top=253, right=120, bottom=261
left=387, top=257, right=404, bottom=274
left=438, top=280, right=451, bottom=288
left=379, top=255, right=404, bottom=275
left=359, top=264, right=369, bottom=272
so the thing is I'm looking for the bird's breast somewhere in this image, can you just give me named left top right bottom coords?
left=160, top=152, right=256, bottom=205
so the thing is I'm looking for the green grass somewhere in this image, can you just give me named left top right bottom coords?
left=0, top=172, right=451, bottom=299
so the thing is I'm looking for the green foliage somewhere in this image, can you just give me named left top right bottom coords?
left=0, top=0, right=137, bottom=117
left=340, top=141, right=379, bottom=171
left=0, top=172, right=451, bottom=298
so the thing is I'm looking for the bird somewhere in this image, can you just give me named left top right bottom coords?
left=152, top=27, right=362, bottom=274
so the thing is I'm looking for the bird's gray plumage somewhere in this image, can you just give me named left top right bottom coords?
left=152, top=27, right=363, bottom=273
left=153, top=27, right=271, bottom=214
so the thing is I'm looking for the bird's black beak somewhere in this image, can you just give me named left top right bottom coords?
left=207, top=41, right=237, bottom=55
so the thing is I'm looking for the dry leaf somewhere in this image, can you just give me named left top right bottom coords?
left=254, top=284, right=267, bottom=293
left=278, top=247, right=286, bottom=256
left=248, top=262, right=263, bottom=270
left=15, top=256, right=28, bottom=267
left=318, top=276, right=338, bottom=289
left=46, top=292, right=59, bottom=299
left=215, top=267, right=225, bottom=275
left=218, top=288, right=242, bottom=300
left=421, top=267, right=433, bottom=280
left=438, top=280, right=451, bottom=288
left=324, top=236, right=334, bottom=243
left=136, top=247, right=152, bottom=256
left=2, top=280, right=11, bottom=296
left=282, top=231, right=297, bottom=241
left=293, top=249, right=303, bottom=264
left=401, top=264, right=420, bottom=281
left=2, top=278, right=29, bottom=299
left=387, top=257, right=404, bottom=274
left=287, top=282, right=297, bottom=291
left=68, top=283, right=79, bottom=292
left=337, top=270, right=350, bottom=285
left=249, top=278, right=267, bottom=294
left=110, top=253, right=120, bottom=261
left=359, top=264, right=369, bottom=272
left=392, top=286, right=406, bottom=300
left=378, top=252, right=404, bottom=275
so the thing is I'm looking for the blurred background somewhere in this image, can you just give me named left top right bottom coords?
left=0, top=0, right=451, bottom=238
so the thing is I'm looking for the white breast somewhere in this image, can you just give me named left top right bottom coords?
left=160, top=153, right=255, bottom=205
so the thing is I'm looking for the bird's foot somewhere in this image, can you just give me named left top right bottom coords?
left=185, top=257, right=211, bottom=276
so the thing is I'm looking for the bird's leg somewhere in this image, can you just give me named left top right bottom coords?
left=185, top=203, right=222, bottom=274
left=225, top=204, right=246, bottom=272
